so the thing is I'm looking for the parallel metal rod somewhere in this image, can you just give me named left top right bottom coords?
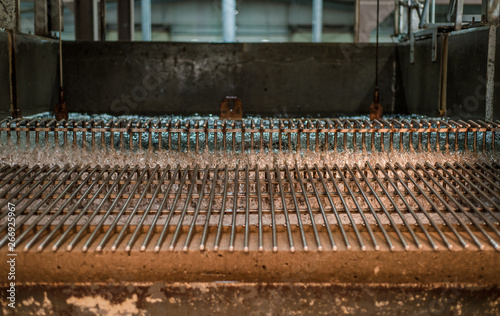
left=199, top=165, right=219, bottom=251
left=126, top=167, right=170, bottom=252
left=304, top=164, right=337, bottom=251
left=141, top=165, right=179, bottom=251
left=183, top=165, right=210, bottom=252
left=93, top=167, right=149, bottom=252
left=266, top=165, right=278, bottom=252
left=275, top=165, right=295, bottom=252
left=294, top=163, right=323, bottom=251
left=213, top=165, right=229, bottom=251
left=229, top=165, right=239, bottom=252
left=357, top=163, right=411, bottom=250
left=111, top=164, right=160, bottom=252
left=170, top=165, right=200, bottom=251
left=17, top=165, right=100, bottom=250
left=37, top=165, right=121, bottom=252
left=155, top=166, right=191, bottom=252
left=335, top=164, right=378, bottom=251
left=345, top=164, right=392, bottom=250
left=406, top=163, right=480, bottom=249
left=55, top=165, right=131, bottom=251
left=284, top=164, right=308, bottom=251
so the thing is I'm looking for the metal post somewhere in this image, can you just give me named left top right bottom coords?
left=455, top=0, right=464, bottom=30
left=35, top=0, right=60, bottom=36
left=312, top=0, right=323, bottom=42
left=118, top=0, right=134, bottom=41
left=222, top=0, right=236, bottom=42
left=99, top=0, right=106, bottom=41
left=93, top=0, right=99, bottom=40
left=75, top=0, right=94, bottom=40
left=354, top=0, right=360, bottom=42
left=431, top=0, right=436, bottom=23
left=485, top=26, right=497, bottom=120
left=141, top=0, right=152, bottom=41
left=35, top=0, right=50, bottom=37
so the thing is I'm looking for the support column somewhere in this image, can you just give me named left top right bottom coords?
left=312, top=0, right=323, bottom=42
left=75, top=0, right=94, bottom=40
left=0, top=0, right=20, bottom=31
left=34, top=0, right=61, bottom=37
left=222, top=0, right=236, bottom=42
left=118, top=0, right=134, bottom=41
left=141, top=0, right=152, bottom=41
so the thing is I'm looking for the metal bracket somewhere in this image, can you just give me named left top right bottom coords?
left=411, top=27, right=438, bottom=64
left=220, top=96, right=243, bottom=120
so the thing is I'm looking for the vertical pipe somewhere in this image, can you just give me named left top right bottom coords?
left=455, top=0, right=464, bottom=30
left=431, top=0, right=436, bottom=23
left=141, top=0, right=152, bottom=41
left=222, top=0, right=236, bottom=42
left=354, top=0, right=360, bottom=42
left=93, top=0, right=99, bottom=40
left=312, top=0, right=323, bottom=42
left=486, top=26, right=496, bottom=120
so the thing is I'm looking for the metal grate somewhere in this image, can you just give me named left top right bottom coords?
left=1, top=161, right=499, bottom=253
left=1, top=118, right=499, bottom=153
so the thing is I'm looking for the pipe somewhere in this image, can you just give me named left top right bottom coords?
left=312, top=0, right=323, bottom=42
left=141, top=0, right=152, bottom=41
left=222, top=0, right=236, bottom=42
left=354, top=0, right=360, bottom=42
left=431, top=0, right=436, bottom=23
left=485, top=25, right=496, bottom=121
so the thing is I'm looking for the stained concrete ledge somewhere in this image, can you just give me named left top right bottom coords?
left=1, top=282, right=499, bottom=315
left=1, top=247, right=498, bottom=285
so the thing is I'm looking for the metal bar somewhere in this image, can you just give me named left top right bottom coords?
left=183, top=166, right=210, bottom=252
left=295, top=164, right=323, bottom=251
left=200, top=165, right=219, bottom=251
left=154, top=166, right=191, bottom=252
left=266, top=165, right=278, bottom=252
left=304, top=164, right=336, bottom=251
left=37, top=165, right=120, bottom=252
left=275, top=165, right=295, bottom=252
left=93, top=167, right=149, bottom=252
left=169, top=165, right=200, bottom=251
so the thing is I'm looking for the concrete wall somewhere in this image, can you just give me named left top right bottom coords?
left=446, top=26, right=500, bottom=120
left=397, top=36, right=443, bottom=117
left=0, top=32, right=10, bottom=118
left=0, top=30, right=60, bottom=118
left=397, top=26, right=500, bottom=120
left=62, top=42, right=405, bottom=117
